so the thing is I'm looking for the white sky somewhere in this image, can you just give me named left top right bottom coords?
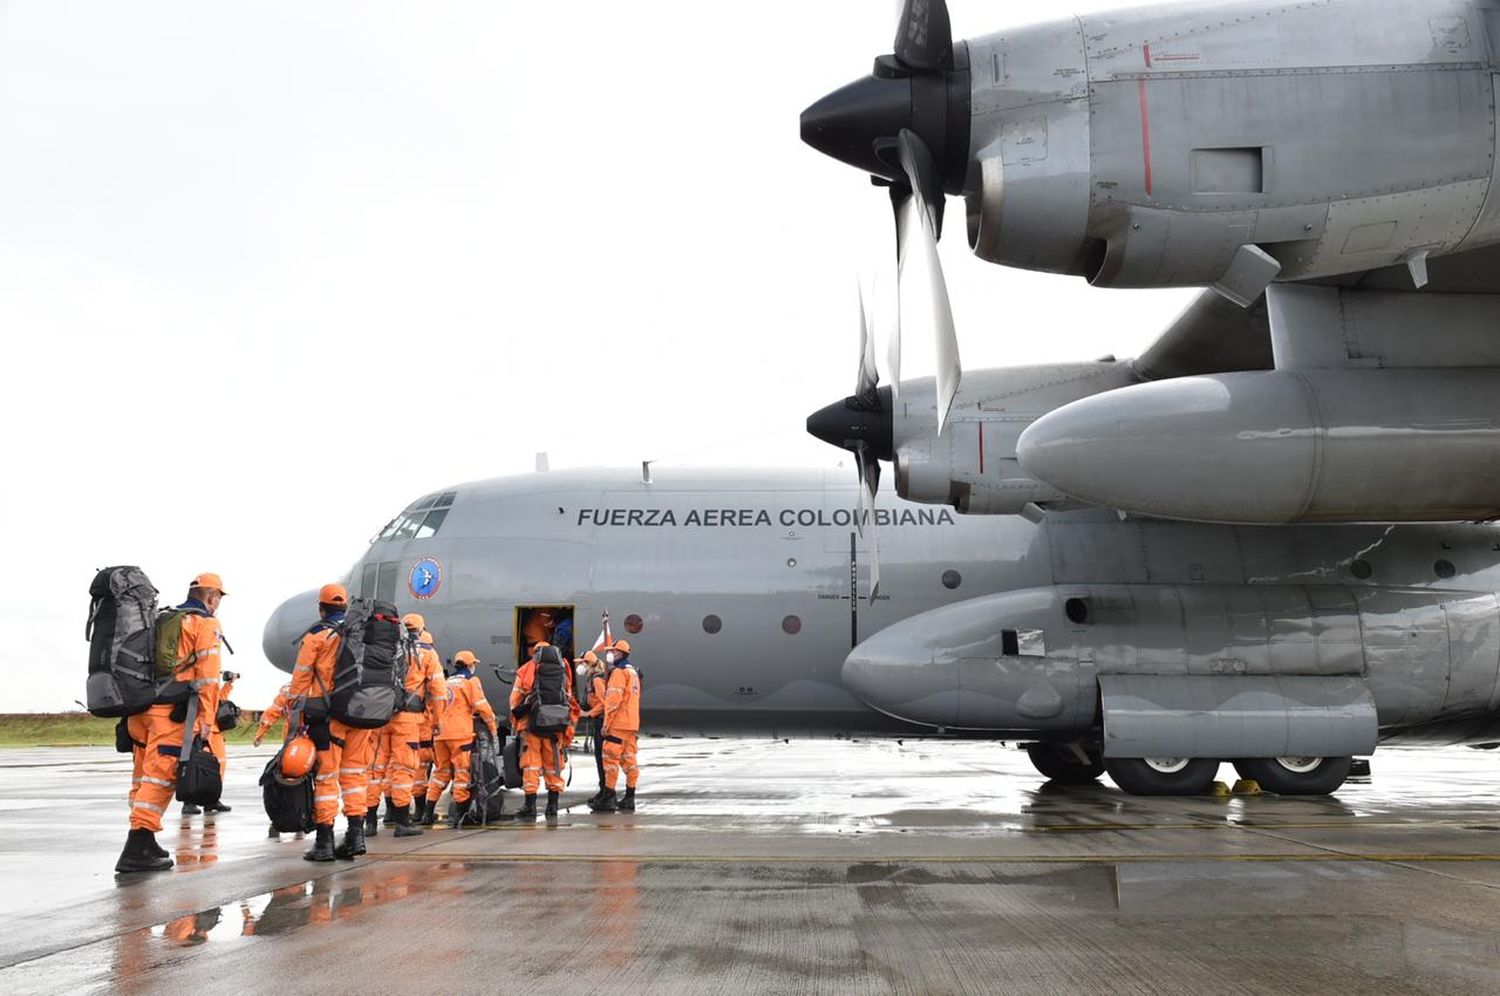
left=0, top=1, right=1194, bottom=711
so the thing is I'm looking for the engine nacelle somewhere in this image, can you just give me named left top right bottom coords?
left=890, top=362, right=1134, bottom=513
left=1017, top=369, right=1500, bottom=524
left=960, top=0, right=1500, bottom=296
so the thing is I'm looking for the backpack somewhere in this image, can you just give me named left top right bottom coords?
left=464, top=726, right=507, bottom=825
left=175, top=734, right=222, bottom=806
left=261, top=750, right=317, bottom=833
left=85, top=566, right=161, bottom=718
left=327, top=597, right=406, bottom=729
left=527, top=646, right=572, bottom=735
left=151, top=605, right=211, bottom=705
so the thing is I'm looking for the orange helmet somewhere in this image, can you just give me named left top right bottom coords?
left=611, top=639, right=631, bottom=655
left=318, top=583, right=348, bottom=607
left=401, top=612, right=425, bottom=631
left=281, top=735, right=316, bottom=779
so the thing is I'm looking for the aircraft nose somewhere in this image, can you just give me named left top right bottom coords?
left=262, top=588, right=320, bottom=672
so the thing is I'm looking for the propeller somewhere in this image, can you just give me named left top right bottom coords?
left=802, top=0, right=967, bottom=433
left=809, top=282, right=894, bottom=604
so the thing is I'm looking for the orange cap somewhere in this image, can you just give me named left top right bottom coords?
left=318, top=583, right=348, bottom=606
left=611, top=639, right=631, bottom=654
left=454, top=650, right=479, bottom=667
left=191, top=572, right=228, bottom=595
left=580, top=650, right=598, bottom=665
left=401, top=612, right=425, bottom=631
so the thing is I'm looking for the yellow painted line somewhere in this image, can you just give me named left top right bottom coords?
left=361, top=851, right=1500, bottom=866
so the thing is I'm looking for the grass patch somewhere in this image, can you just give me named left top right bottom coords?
left=0, top=712, right=263, bottom=747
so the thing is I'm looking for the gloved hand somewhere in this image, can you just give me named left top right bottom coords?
left=252, top=730, right=265, bottom=747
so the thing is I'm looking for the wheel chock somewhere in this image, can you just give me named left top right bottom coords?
left=1231, top=779, right=1262, bottom=796
left=1210, top=781, right=1232, bottom=797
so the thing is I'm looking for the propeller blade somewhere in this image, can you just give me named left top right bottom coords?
left=896, top=190, right=962, bottom=434
left=856, top=279, right=879, bottom=402
left=896, top=129, right=944, bottom=239
left=873, top=259, right=900, bottom=400
left=854, top=445, right=882, bottom=602
left=893, top=0, right=954, bottom=73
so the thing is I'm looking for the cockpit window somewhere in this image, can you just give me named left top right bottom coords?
left=371, top=491, right=458, bottom=543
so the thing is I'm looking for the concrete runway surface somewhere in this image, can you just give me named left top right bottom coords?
left=2, top=738, right=1500, bottom=994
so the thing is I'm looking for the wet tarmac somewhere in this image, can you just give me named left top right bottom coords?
left=2, top=739, right=1500, bottom=994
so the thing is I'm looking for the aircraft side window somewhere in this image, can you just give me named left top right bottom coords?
left=391, top=514, right=421, bottom=540
left=702, top=615, right=722, bottom=635
left=360, top=562, right=378, bottom=598
left=376, top=561, right=399, bottom=602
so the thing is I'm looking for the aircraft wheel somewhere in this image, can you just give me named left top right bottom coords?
left=1103, top=756, right=1219, bottom=796
left=1232, top=756, right=1352, bottom=795
left=1026, top=743, right=1105, bottom=784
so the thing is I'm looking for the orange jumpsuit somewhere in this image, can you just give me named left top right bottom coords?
left=426, top=668, right=497, bottom=806
left=126, top=608, right=222, bottom=832
left=602, top=663, right=641, bottom=791
left=209, top=676, right=235, bottom=780
left=386, top=634, right=447, bottom=808
left=580, top=671, right=607, bottom=789
left=510, top=659, right=580, bottom=794
left=366, top=725, right=393, bottom=813
left=255, top=685, right=293, bottom=743
left=288, top=617, right=376, bottom=825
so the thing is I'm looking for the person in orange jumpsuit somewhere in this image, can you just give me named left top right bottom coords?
left=576, top=651, right=609, bottom=807
left=411, top=633, right=440, bottom=822
left=288, top=583, right=375, bottom=862
left=116, top=573, right=227, bottom=874
left=424, top=650, right=497, bottom=827
left=252, top=684, right=294, bottom=747
left=188, top=668, right=238, bottom=815
left=510, top=643, right=580, bottom=819
left=380, top=614, right=446, bottom=836
left=596, top=640, right=642, bottom=813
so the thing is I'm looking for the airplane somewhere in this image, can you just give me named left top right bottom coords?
left=800, top=0, right=1500, bottom=524
left=263, top=327, right=1500, bottom=799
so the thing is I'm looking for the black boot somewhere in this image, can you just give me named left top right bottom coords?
left=394, top=803, right=424, bottom=838
left=204, top=800, right=232, bottom=813
left=333, top=818, right=366, bottom=859
left=516, top=793, right=537, bottom=819
left=364, top=809, right=380, bottom=837
left=181, top=803, right=202, bottom=815
left=589, top=788, right=617, bottom=813
left=545, top=791, right=559, bottom=817
left=304, top=824, right=336, bottom=862
left=115, top=829, right=173, bottom=873
left=268, top=823, right=281, bottom=839
left=587, top=789, right=604, bottom=807
left=382, top=796, right=398, bottom=826
left=617, top=788, right=636, bottom=812
left=447, top=799, right=470, bottom=828
left=418, top=798, right=437, bottom=827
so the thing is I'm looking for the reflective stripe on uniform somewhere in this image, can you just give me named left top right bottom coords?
left=140, top=776, right=173, bottom=788
left=314, top=795, right=339, bottom=803
left=132, top=801, right=165, bottom=814
left=339, top=768, right=364, bottom=775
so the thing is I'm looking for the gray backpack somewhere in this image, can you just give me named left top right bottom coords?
left=85, top=566, right=161, bottom=718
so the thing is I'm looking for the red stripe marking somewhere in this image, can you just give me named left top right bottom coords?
left=1143, top=42, right=1152, bottom=68
left=978, top=421, right=986, bottom=475
left=1137, top=78, right=1153, bottom=196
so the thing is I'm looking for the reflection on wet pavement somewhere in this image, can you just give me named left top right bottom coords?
left=2, top=740, right=1500, bottom=993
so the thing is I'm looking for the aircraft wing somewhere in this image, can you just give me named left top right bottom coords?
left=1302, top=244, right=1500, bottom=295
left=1130, top=290, right=1273, bottom=382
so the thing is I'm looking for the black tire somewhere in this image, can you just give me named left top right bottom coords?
left=1104, top=756, right=1220, bottom=796
left=1232, top=756, right=1352, bottom=795
left=1026, top=743, right=1105, bottom=785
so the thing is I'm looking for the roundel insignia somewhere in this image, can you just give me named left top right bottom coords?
left=409, top=558, right=442, bottom=600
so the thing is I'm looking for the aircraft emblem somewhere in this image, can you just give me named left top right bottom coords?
left=409, top=557, right=442, bottom=600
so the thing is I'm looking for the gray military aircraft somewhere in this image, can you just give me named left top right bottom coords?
left=263, top=325, right=1500, bottom=799
left=802, top=0, right=1500, bottom=522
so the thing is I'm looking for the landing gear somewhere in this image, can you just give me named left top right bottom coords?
left=1026, top=743, right=1105, bottom=785
left=1104, top=756, right=1219, bottom=796
left=1233, top=756, right=1352, bottom=795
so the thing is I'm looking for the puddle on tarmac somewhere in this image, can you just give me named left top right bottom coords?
left=140, top=864, right=468, bottom=945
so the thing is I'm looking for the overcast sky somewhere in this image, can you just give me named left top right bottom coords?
left=0, top=0, right=1194, bottom=711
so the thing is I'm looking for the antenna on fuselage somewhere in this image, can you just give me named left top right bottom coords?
left=642, top=460, right=654, bottom=485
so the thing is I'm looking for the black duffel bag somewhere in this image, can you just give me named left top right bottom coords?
left=260, top=751, right=316, bottom=833
left=501, top=735, right=522, bottom=790
left=215, top=699, right=242, bottom=732
left=175, top=735, right=222, bottom=806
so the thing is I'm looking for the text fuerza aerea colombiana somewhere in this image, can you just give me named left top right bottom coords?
left=574, top=507, right=957, bottom=528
